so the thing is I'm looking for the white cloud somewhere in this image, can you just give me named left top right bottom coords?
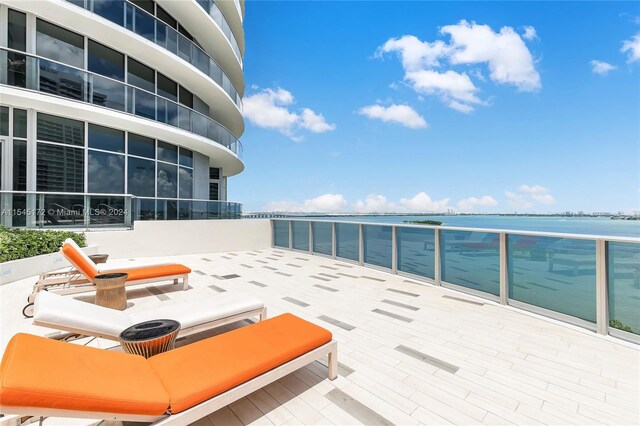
left=457, top=196, right=498, bottom=212
left=376, top=20, right=540, bottom=114
left=522, top=26, right=538, bottom=41
left=621, top=33, right=640, bottom=63
left=264, top=194, right=347, bottom=212
left=243, top=87, right=335, bottom=141
left=505, top=185, right=555, bottom=210
left=357, top=104, right=428, bottom=129
left=399, top=192, right=451, bottom=212
left=353, top=194, right=397, bottom=213
left=354, top=192, right=451, bottom=213
left=442, top=20, right=541, bottom=92
left=590, top=60, right=617, bottom=75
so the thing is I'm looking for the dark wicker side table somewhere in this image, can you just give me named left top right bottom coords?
left=119, top=319, right=181, bottom=358
left=89, top=253, right=109, bottom=264
left=94, top=272, right=128, bottom=310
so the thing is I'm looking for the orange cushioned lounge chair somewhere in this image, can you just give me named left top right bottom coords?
left=28, top=239, right=191, bottom=304
left=0, top=314, right=337, bottom=425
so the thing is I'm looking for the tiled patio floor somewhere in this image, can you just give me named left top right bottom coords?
left=0, top=249, right=638, bottom=425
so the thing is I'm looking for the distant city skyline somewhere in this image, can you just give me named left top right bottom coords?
left=232, top=1, right=640, bottom=214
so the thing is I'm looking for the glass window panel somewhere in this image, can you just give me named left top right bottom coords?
left=127, top=58, right=155, bottom=92
left=7, top=51, right=28, bottom=88
left=13, top=109, right=27, bottom=138
left=91, top=74, right=126, bottom=111
left=292, top=221, right=309, bottom=251
left=88, top=40, right=124, bottom=80
left=608, top=242, right=640, bottom=335
left=11, top=194, right=27, bottom=227
left=363, top=225, right=392, bottom=268
left=131, top=0, right=154, bottom=14
left=273, top=221, right=290, bottom=248
left=39, top=59, right=86, bottom=102
left=36, top=143, right=84, bottom=192
left=209, top=167, right=220, bottom=180
left=88, top=150, right=124, bottom=193
left=179, top=86, right=193, bottom=108
left=157, top=141, right=177, bottom=163
left=132, top=6, right=155, bottom=42
left=508, top=235, right=596, bottom=322
left=93, top=0, right=125, bottom=26
left=127, top=156, right=155, bottom=196
left=128, top=133, right=155, bottom=158
left=178, top=166, right=193, bottom=198
left=37, top=113, right=84, bottom=146
left=179, top=147, right=193, bottom=167
left=12, top=140, right=27, bottom=191
left=157, top=162, right=177, bottom=198
left=135, top=198, right=156, bottom=221
left=8, top=9, right=27, bottom=51
left=397, top=227, right=435, bottom=279
left=312, top=222, right=332, bottom=255
left=157, top=73, right=177, bottom=101
left=0, top=107, right=8, bottom=136
left=155, top=199, right=177, bottom=220
left=156, top=5, right=177, bottom=28
left=441, top=230, right=500, bottom=296
left=132, top=88, right=156, bottom=120
left=36, top=19, right=84, bottom=68
left=41, top=194, right=85, bottom=227
left=336, top=223, right=359, bottom=262
left=89, top=195, right=125, bottom=226
left=88, top=124, right=124, bottom=152
left=178, top=200, right=192, bottom=220
left=191, top=200, right=207, bottom=220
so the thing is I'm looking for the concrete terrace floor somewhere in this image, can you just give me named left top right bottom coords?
left=0, top=248, right=639, bottom=426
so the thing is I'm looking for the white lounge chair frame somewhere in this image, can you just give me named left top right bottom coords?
left=0, top=340, right=338, bottom=426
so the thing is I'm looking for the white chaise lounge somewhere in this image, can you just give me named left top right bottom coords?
left=33, top=291, right=266, bottom=341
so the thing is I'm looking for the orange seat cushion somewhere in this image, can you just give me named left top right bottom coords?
left=61, top=243, right=99, bottom=279
left=0, top=334, right=169, bottom=416
left=110, top=264, right=192, bottom=282
left=149, top=313, right=332, bottom=413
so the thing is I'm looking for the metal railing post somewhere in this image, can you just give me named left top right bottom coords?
left=499, top=232, right=508, bottom=305
left=309, top=221, right=313, bottom=255
left=288, top=220, right=293, bottom=250
left=270, top=220, right=275, bottom=248
left=332, top=222, right=336, bottom=259
left=358, top=223, right=364, bottom=266
left=434, top=228, right=441, bottom=286
left=596, top=239, right=609, bottom=335
left=391, top=225, right=398, bottom=274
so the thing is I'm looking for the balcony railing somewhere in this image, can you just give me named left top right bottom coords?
left=1, top=48, right=242, bottom=157
left=0, top=191, right=243, bottom=230
left=271, top=218, right=640, bottom=343
left=65, top=0, right=242, bottom=107
left=196, top=0, right=243, bottom=65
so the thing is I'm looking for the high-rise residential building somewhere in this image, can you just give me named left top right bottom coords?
left=0, top=0, right=245, bottom=227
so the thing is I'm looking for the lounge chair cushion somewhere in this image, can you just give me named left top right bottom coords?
left=110, top=264, right=192, bottom=282
left=61, top=239, right=99, bottom=279
left=148, top=313, right=332, bottom=413
left=0, top=333, right=169, bottom=416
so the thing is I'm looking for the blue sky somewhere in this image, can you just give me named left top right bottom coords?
left=231, top=1, right=640, bottom=214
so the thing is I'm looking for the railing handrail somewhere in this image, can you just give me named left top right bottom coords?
left=1, top=191, right=243, bottom=206
left=271, top=217, right=640, bottom=243
left=64, top=0, right=242, bottom=105
left=197, top=0, right=243, bottom=65
left=1, top=47, right=242, bottom=157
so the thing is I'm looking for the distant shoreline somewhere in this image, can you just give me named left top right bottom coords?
left=246, top=212, right=639, bottom=220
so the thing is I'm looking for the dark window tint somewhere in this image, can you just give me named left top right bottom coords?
left=136, top=198, right=156, bottom=220
left=157, top=162, right=177, bottom=198
left=179, top=148, right=193, bottom=167
left=0, top=107, right=8, bottom=136
left=88, top=150, right=124, bottom=193
left=13, top=140, right=27, bottom=191
left=88, top=40, right=124, bottom=80
left=127, top=58, right=155, bottom=92
left=93, top=0, right=125, bottom=26
left=88, top=124, right=124, bottom=152
left=131, top=0, right=154, bottom=14
left=128, top=157, right=155, bottom=196
left=36, top=143, right=84, bottom=192
left=179, top=166, right=193, bottom=198
left=36, top=19, right=84, bottom=68
left=128, top=133, right=155, bottom=158
left=13, top=109, right=27, bottom=138
left=157, top=141, right=177, bottom=163
left=209, top=167, right=220, bottom=180
left=37, top=113, right=84, bottom=146
left=179, top=86, right=193, bottom=108
left=156, top=5, right=177, bottom=28
left=209, top=182, right=219, bottom=200
left=157, top=73, right=177, bottom=101
left=178, top=24, right=193, bottom=41
left=8, top=10, right=27, bottom=51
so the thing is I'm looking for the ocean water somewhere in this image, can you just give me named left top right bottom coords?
left=307, top=215, right=640, bottom=238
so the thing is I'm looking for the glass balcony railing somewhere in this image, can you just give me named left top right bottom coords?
left=65, top=0, right=242, bottom=108
left=272, top=219, right=640, bottom=342
left=196, top=0, right=243, bottom=65
left=0, top=48, right=242, bottom=157
left=0, top=191, right=242, bottom=230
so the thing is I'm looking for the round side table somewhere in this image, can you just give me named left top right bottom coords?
left=89, top=253, right=109, bottom=264
left=94, top=272, right=128, bottom=310
left=119, top=319, right=181, bottom=358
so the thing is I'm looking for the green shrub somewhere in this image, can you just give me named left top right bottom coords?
left=0, top=227, right=86, bottom=263
left=609, top=319, right=634, bottom=333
